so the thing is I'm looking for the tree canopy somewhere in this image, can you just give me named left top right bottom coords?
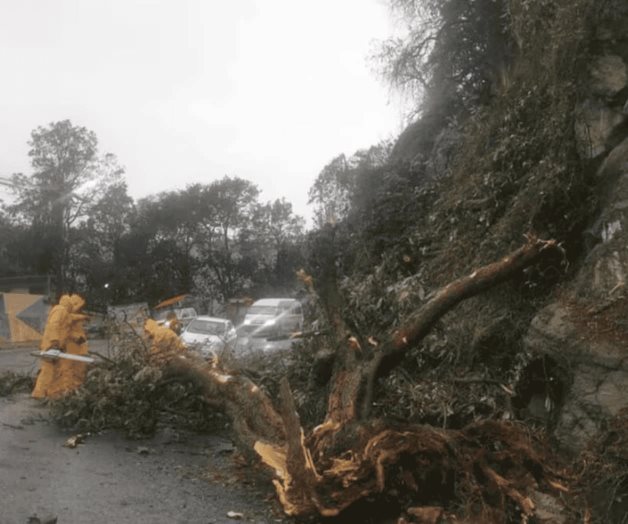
left=0, top=122, right=306, bottom=308
left=375, top=0, right=514, bottom=116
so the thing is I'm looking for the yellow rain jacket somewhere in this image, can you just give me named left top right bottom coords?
left=62, top=294, right=90, bottom=391
left=32, top=295, right=74, bottom=399
left=166, top=312, right=182, bottom=336
left=39, top=295, right=73, bottom=351
left=32, top=294, right=90, bottom=399
left=144, top=318, right=186, bottom=365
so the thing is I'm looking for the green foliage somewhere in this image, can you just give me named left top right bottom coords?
left=309, top=0, right=600, bottom=293
left=375, top=0, right=515, bottom=116
left=69, top=182, right=136, bottom=305
left=308, top=141, right=393, bottom=229
left=7, top=120, right=125, bottom=289
left=0, top=371, right=34, bottom=397
left=304, top=0, right=605, bottom=442
left=427, top=0, right=597, bottom=273
left=49, top=333, right=222, bottom=438
left=0, top=123, right=305, bottom=307
left=124, top=177, right=305, bottom=305
left=308, top=154, right=352, bottom=227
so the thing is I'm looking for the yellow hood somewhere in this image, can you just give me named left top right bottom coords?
left=144, top=319, right=159, bottom=337
left=59, top=295, right=74, bottom=313
left=70, top=294, right=86, bottom=312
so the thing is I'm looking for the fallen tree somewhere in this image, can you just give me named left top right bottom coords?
left=166, top=235, right=567, bottom=520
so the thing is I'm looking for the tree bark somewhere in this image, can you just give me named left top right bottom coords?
left=166, top=356, right=285, bottom=453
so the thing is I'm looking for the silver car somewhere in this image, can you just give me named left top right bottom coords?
left=240, top=298, right=303, bottom=338
left=180, top=316, right=237, bottom=360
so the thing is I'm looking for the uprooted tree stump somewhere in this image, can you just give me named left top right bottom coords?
left=166, top=235, right=567, bottom=520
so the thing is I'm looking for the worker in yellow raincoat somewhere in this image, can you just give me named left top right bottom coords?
left=32, top=295, right=73, bottom=399
left=166, top=311, right=182, bottom=335
left=32, top=294, right=90, bottom=399
left=64, top=294, right=90, bottom=390
left=144, top=318, right=186, bottom=365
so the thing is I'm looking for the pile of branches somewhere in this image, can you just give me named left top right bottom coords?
left=0, top=371, right=34, bottom=397
left=48, top=331, right=224, bottom=438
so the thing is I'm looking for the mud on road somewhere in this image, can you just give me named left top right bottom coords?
left=0, top=346, right=289, bottom=524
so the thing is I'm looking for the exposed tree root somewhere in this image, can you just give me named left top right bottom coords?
left=254, top=415, right=560, bottom=519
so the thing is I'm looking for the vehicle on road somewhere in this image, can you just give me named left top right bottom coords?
left=180, top=316, right=237, bottom=360
left=239, top=298, right=303, bottom=339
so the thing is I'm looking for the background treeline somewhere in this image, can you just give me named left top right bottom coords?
left=0, top=120, right=305, bottom=309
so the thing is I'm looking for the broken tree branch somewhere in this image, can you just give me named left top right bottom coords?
left=359, top=235, right=559, bottom=419
left=166, top=355, right=285, bottom=453
left=389, top=236, right=557, bottom=356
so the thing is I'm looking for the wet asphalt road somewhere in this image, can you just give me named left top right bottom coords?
left=0, top=343, right=288, bottom=524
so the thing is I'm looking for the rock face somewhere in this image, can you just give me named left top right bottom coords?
left=525, top=301, right=628, bottom=449
left=527, top=33, right=628, bottom=450
left=574, top=99, right=625, bottom=159
left=589, top=54, right=627, bottom=98
left=574, top=52, right=628, bottom=159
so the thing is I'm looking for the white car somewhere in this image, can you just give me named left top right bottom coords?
left=180, top=316, right=237, bottom=359
left=240, top=298, right=303, bottom=338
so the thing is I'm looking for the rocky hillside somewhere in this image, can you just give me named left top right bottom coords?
left=302, top=1, right=628, bottom=521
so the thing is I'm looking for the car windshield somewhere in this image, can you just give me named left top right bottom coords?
left=186, top=319, right=226, bottom=335
left=247, top=305, right=278, bottom=315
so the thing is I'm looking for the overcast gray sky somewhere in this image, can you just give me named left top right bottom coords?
left=0, top=0, right=404, bottom=220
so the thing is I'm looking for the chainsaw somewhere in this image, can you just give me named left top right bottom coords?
left=31, top=349, right=95, bottom=364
